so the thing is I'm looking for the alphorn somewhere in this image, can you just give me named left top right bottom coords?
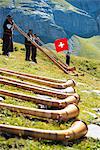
left=14, top=23, right=75, bottom=74
left=0, top=68, right=66, bottom=83
left=0, top=102, right=79, bottom=121
left=0, top=75, right=75, bottom=93
left=0, top=120, right=88, bottom=141
left=0, top=89, right=80, bottom=108
left=0, top=69, right=75, bottom=89
left=0, top=79, right=75, bottom=99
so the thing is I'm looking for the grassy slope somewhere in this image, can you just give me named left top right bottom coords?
left=77, top=36, right=100, bottom=60
left=0, top=40, right=100, bottom=150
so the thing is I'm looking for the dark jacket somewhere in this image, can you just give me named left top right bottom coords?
left=3, top=19, right=13, bottom=36
left=25, top=33, right=38, bottom=47
left=25, top=33, right=33, bottom=46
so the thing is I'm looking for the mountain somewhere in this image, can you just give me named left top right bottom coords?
left=0, top=0, right=100, bottom=43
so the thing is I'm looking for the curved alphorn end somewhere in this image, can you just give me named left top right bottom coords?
left=62, top=79, right=76, bottom=89
left=64, top=120, right=88, bottom=141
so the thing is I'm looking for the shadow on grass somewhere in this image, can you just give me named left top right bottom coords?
left=0, top=132, right=87, bottom=146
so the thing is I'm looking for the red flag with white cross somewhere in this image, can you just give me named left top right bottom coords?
left=54, top=38, right=69, bottom=52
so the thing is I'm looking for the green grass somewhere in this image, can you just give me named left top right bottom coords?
left=50, top=0, right=81, bottom=15
left=77, top=36, right=100, bottom=60
left=0, top=40, right=100, bottom=150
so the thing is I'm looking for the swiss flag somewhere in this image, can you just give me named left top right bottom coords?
left=54, top=38, right=69, bottom=52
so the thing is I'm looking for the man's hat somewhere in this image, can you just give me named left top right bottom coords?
left=7, top=15, right=12, bottom=18
left=29, top=29, right=33, bottom=32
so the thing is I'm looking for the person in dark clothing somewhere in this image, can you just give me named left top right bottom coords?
left=2, top=15, right=14, bottom=56
left=66, top=51, right=70, bottom=66
left=25, top=30, right=38, bottom=63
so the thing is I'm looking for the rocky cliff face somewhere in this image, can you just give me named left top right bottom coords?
left=0, top=0, right=100, bottom=43
left=66, top=0, right=100, bottom=17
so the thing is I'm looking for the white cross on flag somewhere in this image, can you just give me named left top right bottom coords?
left=54, top=38, right=69, bottom=52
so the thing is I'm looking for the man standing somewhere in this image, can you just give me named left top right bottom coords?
left=66, top=51, right=70, bottom=66
left=66, top=38, right=74, bottom=66
left=25, top=30, right=37, bottom=63
left=2, top=15, right=14, bottom=56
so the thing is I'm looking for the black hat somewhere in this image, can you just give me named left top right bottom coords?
left=7, top=15, right=12, bottom=18
left=29, top=29, right=33, bottom=32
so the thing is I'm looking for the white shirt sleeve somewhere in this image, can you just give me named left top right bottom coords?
left=30, top=35, right=33, bottom=40
left=32, top=37, right=35, bottom=41
left=27, top=35, right=32, bottom=41
left=7, top=24, right=12, bottom=29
